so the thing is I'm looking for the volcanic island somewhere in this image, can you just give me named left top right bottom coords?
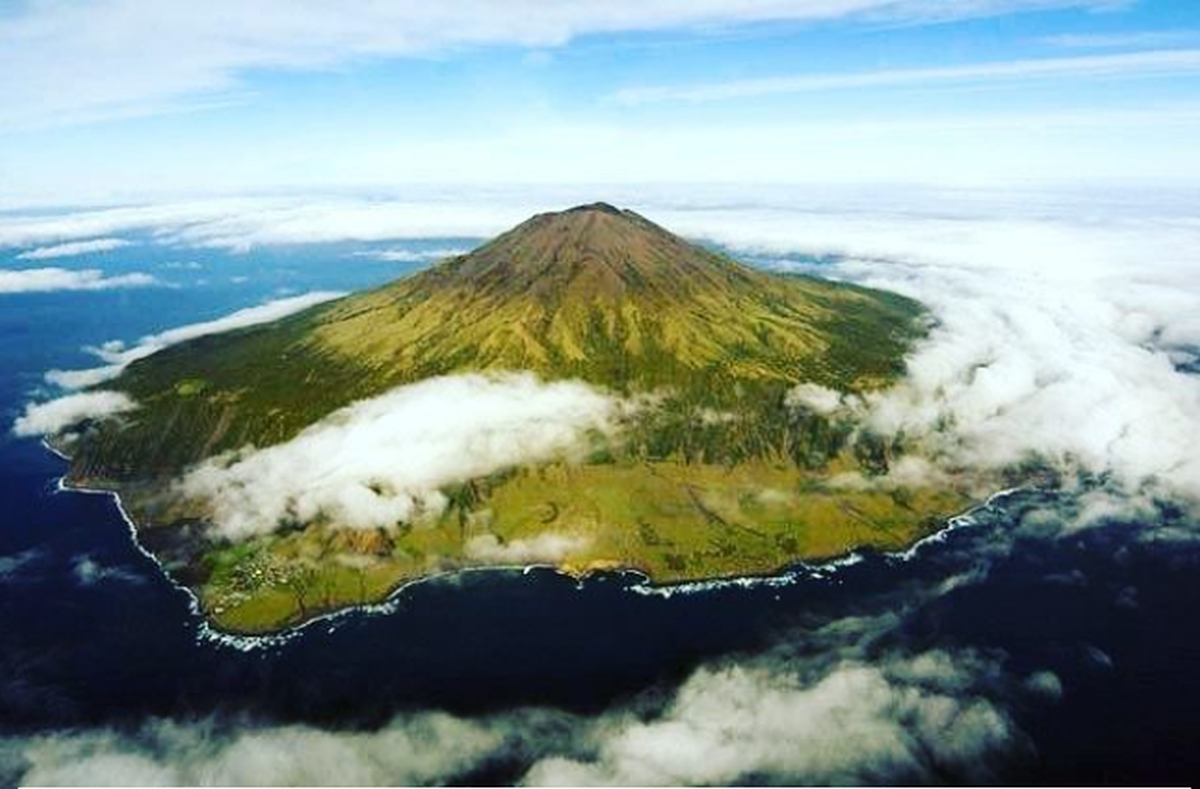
left=49, top=203, right=969, bottom=634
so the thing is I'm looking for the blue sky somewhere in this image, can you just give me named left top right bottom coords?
left=1, top=0, right=1199, bottom=202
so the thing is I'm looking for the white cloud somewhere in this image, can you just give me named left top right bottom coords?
left=0, top=197, right=521, bottom=252
left=852, top=263, right=1200, bottom=504
left=46, top=291, right=344, bottom=389
left=15, top=238, right=131, bottom=260
left=0, top=199, right=281, bottom=250
left=0, top=550, right=43, bottom=584
left=131, top=292, right=343, bottom=349
left=71, top=555, right=145, bottom=586
left=525, top=655, right=1012, bottom=785
left=827, top=456, right=950, bottom=492
left=785, top=382, right=845, bottom=415
left=1041, top=30, right=1200, bottom=49
left=43, top=366, right=128, bottom=392
left=179, top=373, right=635, bottom=540
left=613, top=48, right=1200, bottom=104
left=0, top=0, right=1116, bottom=129
left=650, top=186, right=1200, bottom=514
left=464, top=533, right=589, bottom=565
left=0, top=267, right=155, bottom=294
left=12, top=391, right=136, bottom=437
left=10, top=713, right=512, bottom=786
left=353, top=246, right=472, bottom=263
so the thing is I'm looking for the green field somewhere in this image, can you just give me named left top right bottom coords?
left=189, top=459, right=967, bottom=633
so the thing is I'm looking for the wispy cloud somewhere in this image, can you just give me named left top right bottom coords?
left=15, top=237, right=131, bottom=260
left=612, top=48, right=1200, bottom=104
left=70, top=555, right=146, bottom=586
left=46, top=291, right=345, bottom=389
left=0, top=267, right=156, bottom=294
left=0, top=549, right=43, bottom=584
left=351, top=246, right=472, bottom=263
left=1041, top=30, right=1200, bottom=48
left=0, top=0, right=1124, bottom=129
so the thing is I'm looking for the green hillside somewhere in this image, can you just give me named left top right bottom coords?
left=70, top=204, right=921, bottom=481
left=58, top=203, right=966, bottom=633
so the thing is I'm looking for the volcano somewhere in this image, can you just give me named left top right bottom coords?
left=55, top=203, right=966, bottom=633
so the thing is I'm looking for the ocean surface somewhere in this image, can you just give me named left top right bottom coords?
left=1, top=237, right=1198, bottom=784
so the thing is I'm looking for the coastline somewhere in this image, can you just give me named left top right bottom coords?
left=45, top=439, right=1016, bottom=651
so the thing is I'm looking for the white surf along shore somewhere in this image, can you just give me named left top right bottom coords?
left=45, top=438, right=1021, bottom=651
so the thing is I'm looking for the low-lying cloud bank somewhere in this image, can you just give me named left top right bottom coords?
left=46, top=291, right=344, bottom=389
left=0, top=196, right=523, bottom=252
left=853, top=259, right=1200, bottom=506
left=12, top=392, right=136, bottom=438
left=0, top=266, right=155, bottom=294
left=180, top=373, right=636, bottom=540
left=0, top=485, right=1143, bottom=787
left=464, top=533, right=589, bottom=565
left=2, top=613, right=1039, bottom=786
left=4, top=712, right=515, bottom=786
left=526, top=653, right=1015, bottom=785
left=660, top=186, right=1200, bottom=520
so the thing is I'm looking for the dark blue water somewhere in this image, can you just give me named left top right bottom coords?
left=2, top=241, right=1199, bottom=784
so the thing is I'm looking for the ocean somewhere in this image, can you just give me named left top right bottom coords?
left=1, top=236, right=1198, bottom=784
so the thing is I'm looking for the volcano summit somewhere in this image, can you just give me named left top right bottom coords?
left=50, top=204, right=966, bottom=633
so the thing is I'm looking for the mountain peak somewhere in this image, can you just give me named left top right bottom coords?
left=562, top=201, right=626, bottom=216
left=425, top=201, right=753, bottom=301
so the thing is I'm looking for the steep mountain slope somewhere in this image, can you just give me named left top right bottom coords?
left=53, top=203, right=967, bottom=634
left=69, top=203, right=921, bottom=483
